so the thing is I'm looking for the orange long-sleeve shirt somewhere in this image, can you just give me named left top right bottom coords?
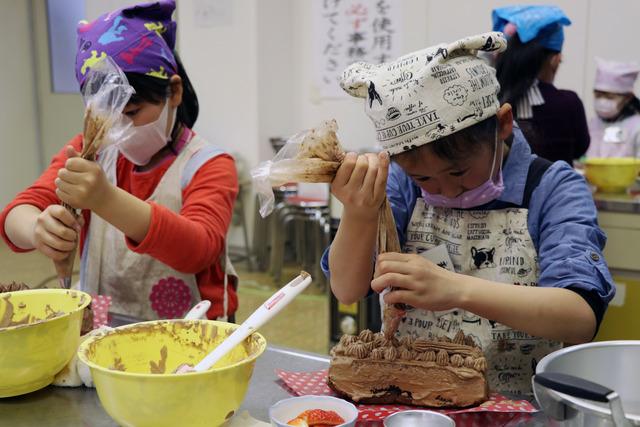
left=0, top=133, right=238, bottom=319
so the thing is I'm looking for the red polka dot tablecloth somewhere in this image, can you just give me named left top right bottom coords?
left=276, top=369, right=538, bottom=427
left=91, top=294, right=112, bottom=329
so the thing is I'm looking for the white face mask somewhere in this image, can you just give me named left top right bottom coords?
left=594, top=97, right=622, bottom=120
left=116, top=102, right=177, bottom=165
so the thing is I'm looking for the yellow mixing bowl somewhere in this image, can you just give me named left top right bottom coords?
left=0, top=289, right=91, bottom=397
left=78, top=319, right=267, bottom=427
left=584, top=157, right=640, bottom=193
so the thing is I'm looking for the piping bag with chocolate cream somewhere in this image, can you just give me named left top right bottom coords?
left=53, top=57, right=134, bottom=289
left=376, top=197, right=407, bottom=339
left=251, top=120, right=406, bottom=338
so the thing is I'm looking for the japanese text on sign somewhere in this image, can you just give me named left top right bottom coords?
left=313, top=0, right=402, bottom=98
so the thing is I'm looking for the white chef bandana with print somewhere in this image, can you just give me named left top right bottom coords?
left=340, top=32, right=507, bottom=156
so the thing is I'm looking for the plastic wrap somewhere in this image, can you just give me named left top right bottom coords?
left=80, top=56, right=135, bottom=159
left=251, top=119, right=344, bottom=217
left=54, top=57, right=134, bottom=288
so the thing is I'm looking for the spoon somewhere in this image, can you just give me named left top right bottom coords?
left=175, top=271, right=312, bottom=373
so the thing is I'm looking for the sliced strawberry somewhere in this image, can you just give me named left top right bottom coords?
left=300, top=409, right=345, bottom=426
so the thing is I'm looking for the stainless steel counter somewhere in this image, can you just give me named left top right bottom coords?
left=0, top=346, right=329, bottom=427
left=594, top=192, right=640, bottom=214
left=0, top=345, right=554, bottom=426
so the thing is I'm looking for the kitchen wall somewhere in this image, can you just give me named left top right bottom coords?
left=33, top=0, right=85, bottom=165
left=174, top=0, right=261, bottom=246
left=0, top=1, right=41, bottom=207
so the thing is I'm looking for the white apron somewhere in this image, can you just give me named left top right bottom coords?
left=79, top=135, right=236, bottom=321
left=587, top=114, right=640, bottom=158
left=394, top=200, right=561, bottom=395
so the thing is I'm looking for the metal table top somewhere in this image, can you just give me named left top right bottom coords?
left=0, top=345, right=555, bottom=426
left=594, top=192, right=640, bottom=214
left=0, top=346, right=329, bottom=427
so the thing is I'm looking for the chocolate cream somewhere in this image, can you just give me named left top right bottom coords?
left=328, top=329, right=488, bottom=408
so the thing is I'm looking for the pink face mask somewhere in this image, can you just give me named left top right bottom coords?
left=420, top=137, right=505, bottom=209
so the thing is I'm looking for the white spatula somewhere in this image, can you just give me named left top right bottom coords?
left=176, top=271, right=312, bottom=373
left=183, top=300, right=211, bottom=320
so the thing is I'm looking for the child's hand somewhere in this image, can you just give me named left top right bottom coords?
left=32, top=205, right=82, bottom=261
left=331, top=151, right=389, bottom=221
left=371, top=252, right=465, bottom=312
left=55, top=146, right=112, bottom=211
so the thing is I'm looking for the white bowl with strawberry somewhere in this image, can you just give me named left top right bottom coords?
left=269, top=395, right=358, bottom=427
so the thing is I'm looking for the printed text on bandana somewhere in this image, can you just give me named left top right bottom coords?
left=377, top=110, right=440, bottom=141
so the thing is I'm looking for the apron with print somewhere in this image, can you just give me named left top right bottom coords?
left=394, top=200, right=562, bottom=395
left=79, top=135, right=237, bottom=320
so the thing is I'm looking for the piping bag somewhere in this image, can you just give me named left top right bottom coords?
left=53, top=57, right=134, bottom=289
left=251, top=120, right=406, bottom=338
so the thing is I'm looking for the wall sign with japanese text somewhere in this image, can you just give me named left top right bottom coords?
left=313, top=0, right=402, bottom=98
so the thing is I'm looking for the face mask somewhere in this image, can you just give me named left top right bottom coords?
left=116, top=102, right=177, bottom=165
left=420, top=133, right=505, bottom=209
left=594, top=97, right=622, bottom=120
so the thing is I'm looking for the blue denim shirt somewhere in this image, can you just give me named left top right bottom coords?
left=321, top=127, right=615, bottom=321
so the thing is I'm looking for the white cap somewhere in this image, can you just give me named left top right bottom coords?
left=594, top=57, right=640, bottom=95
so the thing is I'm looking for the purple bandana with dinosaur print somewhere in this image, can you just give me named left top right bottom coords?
left=75, top=0, right=177, bottom=87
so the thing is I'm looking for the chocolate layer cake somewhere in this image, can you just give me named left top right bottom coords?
left=328, top=330, right=488, bottom=408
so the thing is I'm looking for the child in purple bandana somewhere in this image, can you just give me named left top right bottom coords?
left=1, top=1, right=239, bottom=321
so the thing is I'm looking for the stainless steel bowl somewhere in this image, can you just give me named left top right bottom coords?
left=534, top=341, right=640, bottom=426
left=383, top=410, right=455, bottom=427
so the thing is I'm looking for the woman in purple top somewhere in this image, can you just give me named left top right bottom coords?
left=493, top=5, right=590, bottom=165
